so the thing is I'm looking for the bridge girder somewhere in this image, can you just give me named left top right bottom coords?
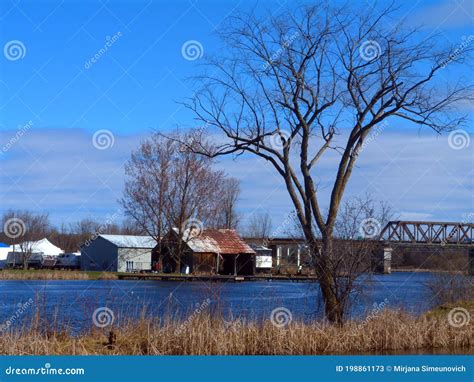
left=378, top=221, right=474, bottom=246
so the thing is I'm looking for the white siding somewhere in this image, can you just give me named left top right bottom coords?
left=117, top=247, right=152, bottom=272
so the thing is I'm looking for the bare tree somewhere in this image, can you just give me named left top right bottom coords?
left=246, top=212, right=273, bottom=239
left=121, top=132, right=231, bottom=272
left=173, top=4, right=472, bottom=322
left=2, top=210, right=50, bottom=269
left=121, top=134, right=173, bottom=246
left=327, top=196, right=396, bottom=319
left=209, top=177, right=241, bottom=229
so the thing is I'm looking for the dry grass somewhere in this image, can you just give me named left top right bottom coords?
left=0, top=309, right=472, bottom=355
left=0, top=270, right=117, bottom=280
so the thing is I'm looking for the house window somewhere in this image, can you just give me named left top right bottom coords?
left=126, top=261, right=134, bottom=272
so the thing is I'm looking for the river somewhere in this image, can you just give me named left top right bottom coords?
left=0, top=272, right=450, bottom=333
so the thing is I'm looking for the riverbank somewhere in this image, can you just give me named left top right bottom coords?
left=0, top=268, right=468, bottom=281
left=0, top=303, right=472, bottom=355
left=0, top=269, right=117, bottom=280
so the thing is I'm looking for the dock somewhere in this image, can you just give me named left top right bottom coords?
left=117, top=273, right=318, bottom=282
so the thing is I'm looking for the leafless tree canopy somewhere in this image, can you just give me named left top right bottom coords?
left=1, top=210, right=50, bottom=269
left=173, top=3, right=472, bottom=323
left=246, top=212, right=273, bottom=238
left=208, top=177, right=241, bottom=230
left=120, top=132, right=241, bottom=268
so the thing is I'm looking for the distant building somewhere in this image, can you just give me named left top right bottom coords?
left=249, top=244, right=273, bottom=273
left=244, top=237, right=311, bottom=274
left=0, top=242, right=9, bottom=269
left=162, top=229, right=256, bottom=275
left=6, top=238, right=64, bottom=268
left=56, top=252, right=81, bottom=269
left=80, top=234, right=156, bottom=272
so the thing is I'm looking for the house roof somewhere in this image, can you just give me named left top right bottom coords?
left=185, top=229, right=256, bottom=255
left=99, top=234, right=156, bottom=249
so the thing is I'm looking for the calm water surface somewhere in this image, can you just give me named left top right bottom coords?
left=0, top=272, right=449, bottom=333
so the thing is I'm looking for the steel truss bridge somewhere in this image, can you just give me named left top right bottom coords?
left=378, top=221, right=474, bottom=246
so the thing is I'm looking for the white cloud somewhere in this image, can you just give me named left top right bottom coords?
left=0, top=127, right=472, bottom=229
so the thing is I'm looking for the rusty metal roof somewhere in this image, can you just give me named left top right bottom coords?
left=186, top=229, right=256, bottom=255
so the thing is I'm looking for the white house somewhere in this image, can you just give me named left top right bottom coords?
left=80, top=234, right=156, bottom=272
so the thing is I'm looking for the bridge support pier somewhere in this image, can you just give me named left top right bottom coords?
left=469, top=249, right=474, bottom=276
left=373, top=246, right=392, bottom=274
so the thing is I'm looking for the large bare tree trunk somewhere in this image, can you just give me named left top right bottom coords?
left=168, top=3, right=471, bottom=323
left=318, top=236, right=343, bottom=325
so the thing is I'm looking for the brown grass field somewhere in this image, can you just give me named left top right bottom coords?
left=0, top=304, right=472, bottom=355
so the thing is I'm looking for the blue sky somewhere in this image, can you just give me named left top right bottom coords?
left=0, top=0, right=473, bottom=230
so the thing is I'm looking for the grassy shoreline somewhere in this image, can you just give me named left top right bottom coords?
left=0, top=304, right=472, bottom=355
left=0, top=269, right=118, bottom=280
left=0, top=268, right=468, bottom=281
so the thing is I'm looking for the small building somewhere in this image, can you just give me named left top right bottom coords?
left=6, top=238, right=64, bottom=268
left=80, top=234, right=156, bottom=272
left=161, top=229, right=256, bottom=275
left=56, top=252, right=81, bottom=269
left=249, top=244, right=273, bottom=273
left=0, top=242, right=9, bottom=269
